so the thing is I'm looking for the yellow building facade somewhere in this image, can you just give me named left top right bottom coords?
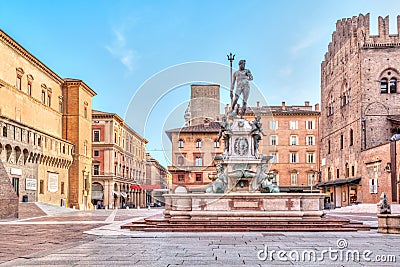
left=0, top=30, right=96, bottom=209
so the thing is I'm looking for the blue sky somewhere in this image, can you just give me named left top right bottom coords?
left=1, top=1, right=400, bottom=166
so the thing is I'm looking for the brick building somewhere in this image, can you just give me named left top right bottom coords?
left=245, top=101, right=320, bottom=192
left=91, top=110, right=148, bottom=209
left=167, top=84, right=223, bottom=190
left=319, top=14, right=400, bottom=207
left=166, top=121, right=223, bottom=190
left=0, top=29, right=95, bottom=209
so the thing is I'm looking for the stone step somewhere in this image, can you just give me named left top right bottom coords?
left=131, top=226, right=359, bottom=232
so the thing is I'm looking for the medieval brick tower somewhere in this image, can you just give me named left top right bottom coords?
left=185, top=84, right=220, bottom=126
left=320, top=14, right=400, bottom=206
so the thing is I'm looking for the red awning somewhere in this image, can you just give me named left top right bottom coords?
left=141, top=185, right=161, bottom=190
left=130, top=185, right=142, bottom=190
left=130, top=184, right=161, bottom=190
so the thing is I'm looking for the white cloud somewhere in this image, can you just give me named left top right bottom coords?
left=106, top=28, right=139, bottom=73
left=290, top=30, right=320, bottom=56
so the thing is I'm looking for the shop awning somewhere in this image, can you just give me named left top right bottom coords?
left=317, top=177, right=361, bottom=187
left=130, top=184, right=161, bottom=190
left=130, top=185, right=142, bottom=190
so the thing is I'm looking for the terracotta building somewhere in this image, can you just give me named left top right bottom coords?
left=145, top=153, right=171, bottom=205
left=245, top=102, right=320, bottom=192
left=166, top=121, right=223, bottom=190
left=319, top=14, right=400, bottom=207
left=91, top=110, right=148, bottom=209
left=167, top=83, right=321, bottom=192
left=0, top=29, right=95, bottom=209
left=167, top=84, right=224, bottom=190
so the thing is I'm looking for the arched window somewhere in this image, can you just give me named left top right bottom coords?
left=381, top=78, right=388, bottom=93
left=196, top=139, right=202, bottom=148
left=341, top=80, right=350, bottom=106
left=379, top=69, right=399, bottom=94
left=328, top=92, right=334, bottom=116
left=390, top=78, right=397, bottom=93
left=178, top=139, right=184, bottom=148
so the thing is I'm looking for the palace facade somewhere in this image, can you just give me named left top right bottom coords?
left=0, top=29, right=96, bottom=209
left=91, top=110, right=148, bottom=208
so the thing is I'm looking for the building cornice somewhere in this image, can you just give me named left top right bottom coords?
left=0, top=29, right=64, bottom=84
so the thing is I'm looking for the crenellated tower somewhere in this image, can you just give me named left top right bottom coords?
left=320, top=14, right=400, bottom=206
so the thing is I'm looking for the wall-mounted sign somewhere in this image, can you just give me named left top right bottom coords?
left=26, top=178, right=37, bottom=190
left=10, top=168, right=22, bottom=176
left=48, top=173, right=59, bottom=193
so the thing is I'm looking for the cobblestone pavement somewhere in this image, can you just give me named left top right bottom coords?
left=1, top=203, right=400, bottom=266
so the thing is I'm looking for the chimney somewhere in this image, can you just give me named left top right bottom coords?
left=315, top=103, right=320, bottom=111
left=282, top=101, right=286, bottom=110
left=305, top=101, right=310, bottom=106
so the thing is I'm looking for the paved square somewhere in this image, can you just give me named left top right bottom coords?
left=1, top=203, right=400, bottom=266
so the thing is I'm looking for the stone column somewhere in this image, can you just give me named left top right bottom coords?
left=103, top=180, right=109, bottom=209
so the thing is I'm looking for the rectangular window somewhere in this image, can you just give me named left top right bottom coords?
left=307, top=173, right=315, bottom=186
left=93, top=165, right=99, bottom=175
left=93, top=130, right=100, bottom=142
left=61, top=182, right=65, bottom=194
left=307, top=136, right=315, bottom=146
left=39, top=180, right=44, bottom=194
left=195, top=173, right=202, bottom=182
left=94, top=150, right=100, bottom=157
left=336, top=168, right=339, bottom=179
left=328, top=140, right=331, bottom=154
left=306, top=120, right=315, bottom=130
left=289, top=121, right=298, bottom=130
left=12, top=177, right=19, bottom=196
left=178, top=175, right=185, bottom=182
left=271, top=152, right=278, bottom=163
left=27, top=82, right=32, bottom=95
left=59, top=102, right=63, bottom=113
left=307, top=153, right=315, bottom=163
left=270, top=120, right=278, bottom=130
left=195, top=156, right=203, bottom=166
left=177, top=155, right=184, bottom=166
left=369, top=178, right=378, bottom=194
left=270, top=135, right=278, bottom=146
left=340, top=135, right=344, bottom=150
left=290, top=135, right=298, bottom=145
left=41, top=91, right=46, bottom=104
left=178, top=139, right=184, bottom=148
left=290, top=173, right=297, bottom=185
left=290, top=152, right=298, bottom=163
left=16, top=75, right=21, bottom=90
left=351, top=166, right=355, bottom=176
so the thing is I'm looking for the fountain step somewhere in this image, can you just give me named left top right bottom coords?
left=122, top=216, right=370, bottom=232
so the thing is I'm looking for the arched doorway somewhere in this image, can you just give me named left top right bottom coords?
left=91, top=182, right=104, bottom=208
